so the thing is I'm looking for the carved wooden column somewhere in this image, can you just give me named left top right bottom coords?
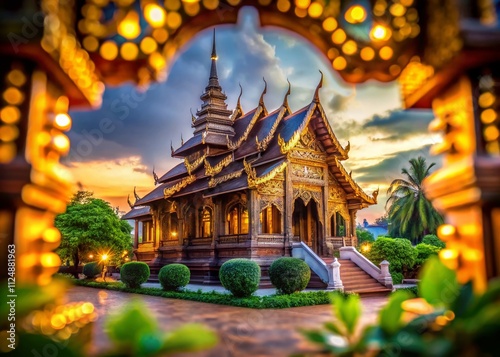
left=284, top=164, right=294, bottom=240
left=249, top=189, right=260, bottom=241
left=134, top=220, right=139, bottom=249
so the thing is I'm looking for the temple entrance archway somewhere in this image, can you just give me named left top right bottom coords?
left=292, top=198, right=322, bottom=255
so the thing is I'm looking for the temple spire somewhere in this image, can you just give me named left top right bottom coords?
left=208, top=28, right=220, bottom=88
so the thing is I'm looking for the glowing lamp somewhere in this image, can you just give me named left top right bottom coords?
left=118, top=10, right=141, bottom=40
left=345, top=5, right=366, bottom=24
left=438, top=224, right=456, bottom=240
left=54, top=113, right=72, bottom=131
left=144, top=4, right=166, bottom=28
left=370, top=25, right=391, bottom=41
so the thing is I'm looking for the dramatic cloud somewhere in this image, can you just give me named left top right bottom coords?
left=355, top=145, right=442, bottom=184
left=363, top=109, right=434, bottom=141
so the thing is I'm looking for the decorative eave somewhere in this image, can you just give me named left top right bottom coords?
left=227, top=106, right=264, bottom=150
left=204, top=153, right=233, bottom=176
left=164, top=175, right=196, bottom=198
left=332, top=156, right=378, bottom=205
left=278, top=102, right=317, bottom=154
left=256, top=106, right=287, bottom=152
left=244, top=159, right=287, bottom=188
left=316, top=102, right=350, bottom=160
left=208, top=169, right=244, bottom=188
left=184, top=154, right=206, bottom=175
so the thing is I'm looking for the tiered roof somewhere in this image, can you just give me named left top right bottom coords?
left=127, top=30, right=377, bottom=215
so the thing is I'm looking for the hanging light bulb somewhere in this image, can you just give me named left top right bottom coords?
left=118, top=9, right=141, bottom=40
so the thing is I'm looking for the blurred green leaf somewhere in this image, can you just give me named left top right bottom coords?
left=104, top=299, right=158, bottom=351
left=332, top=294, right=361, bottom=335
left=466, top=279, right=500, bottom=317
left=450, top=281, right=474, bottom=318
left=419, top=256, right=459, bottom=307
left=161, top=324, right=218, bottom=354
left=379, top=290, right=413, bottom=335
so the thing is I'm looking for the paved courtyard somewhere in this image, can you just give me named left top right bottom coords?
left=65, top=286, right=388, bottom=356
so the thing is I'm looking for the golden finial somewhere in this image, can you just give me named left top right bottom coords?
left=170, top=141, right=174, bottom=156
left=134, top=186, right=141, bottom=201
left=313, top=70, right=324, bottom=103
left=153, top=166, right=159, bottom=185
left=283, top=78, right=291, bottom=110
left=190, top=108, right=196, bottom=125
left=345, top=141, right=350, bottom=154
left=127, top=194, right=134, bottom=209
left=259, top=77, right=267, bottom=108
left=181, top=133, right=184, bottom=146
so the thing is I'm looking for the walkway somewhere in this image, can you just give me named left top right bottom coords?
left=65, top=286, right=388, bottom=357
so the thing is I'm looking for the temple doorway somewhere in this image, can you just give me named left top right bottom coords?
left=292, top=198, right=322, bottom=254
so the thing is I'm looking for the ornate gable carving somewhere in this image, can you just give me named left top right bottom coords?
left=291, top=164, right=324, bottom=180
left=259, top=195, right=284, bottom=213
left=257, top=179, right=284, bottom=196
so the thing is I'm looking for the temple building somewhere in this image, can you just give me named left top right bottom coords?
left=122, top=31, right=379, bottom=286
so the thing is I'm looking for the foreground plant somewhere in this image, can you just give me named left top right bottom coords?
left=302, top=256, right=500, bottom=356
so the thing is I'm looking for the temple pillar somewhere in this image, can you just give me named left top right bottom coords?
left=213, top=198, right=223, bottom=241
left=249, top=189, right=260, bottom=241
left=284, top=164, right=293, bottom=241
left=134, top=220, right=139, bottom=249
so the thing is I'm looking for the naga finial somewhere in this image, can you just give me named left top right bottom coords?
left=345, top=140, right=350, bottom=154
left=283, top=78, right=291, bottom=109
left=127, top=194, right=134, bottom=209
left=170, top=141, right=174, bottom=156
left=134, top=186, right=141, bottom=201
left=190, top=108, right=196, bottom=125
left=259, top=77, right=267, bottom=108
left=153, top=166, right=159, bottom=185
left=181, top=133, right=184, bottom=146
left=372, top=187, right=379, bottom=201
left=313, top=70, right=324, bottom=103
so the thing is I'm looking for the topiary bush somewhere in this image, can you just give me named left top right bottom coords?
left=219, top=259, right=261, bottom=297
left=158, top=264, right=190, bottom=291
left=366, top=237, right=417, bottom=284
left=422, top=234, right=446, bottom=249
left=120, top=262, right=150, bottom=288
left=269, top=257, right=311, bottom=294
left=415, top=243, right=441, bottom=266
left=83, top=262, right=102, bottom=279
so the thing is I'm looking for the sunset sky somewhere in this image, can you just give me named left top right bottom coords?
left=67, top=8, right=441, bottom=223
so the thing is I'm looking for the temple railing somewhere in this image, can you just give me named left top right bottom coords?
left=326, top=236, right=358, bottom=248
left=217, top=234, right=251, bottom=244
left=159, top=240, right=179, bottom=247
left=257, top=234, right=286, bottom=244
left=183, top=237, right=213, bottom=246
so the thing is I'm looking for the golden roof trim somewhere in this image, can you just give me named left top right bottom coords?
left=278, top=103, right=317, bottom=154
left=256, top=106, right=287, bottom=152
left=244, top=159, right=287, bottom=188
left=204, top=153, right=232, bottom=176
left=316, top=102, right=349, bottom=160
left=227, top=106, right=263, bottom=150
left=208, top=169, right=243, bottom=188
left=184, top=153, right=206, bottom=175
left=164, top=175, right=196, bottom=198
left=333, top=157, right=376, bottom=204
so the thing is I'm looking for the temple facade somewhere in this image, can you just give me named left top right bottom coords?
left=123, top=31, right=378, bottom=284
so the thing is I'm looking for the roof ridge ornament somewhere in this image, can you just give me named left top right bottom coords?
left=313, top=70, right=323, bottom=103
left=259, top=77, right=267, bottom=112
left=170, top=140, right=174, bottom=156
left=153, top=166, right=159, bottom=185
left=127, top=194, right=134, bottom=209
left=283, top=78, right=291, bottom=110
left=190, top=108, right=196, bottom=125
left=134, top=186, right=141, bottom=201
left=181, top=133, right=184, bottom=146
left=232, top=83, right=244, bottom=121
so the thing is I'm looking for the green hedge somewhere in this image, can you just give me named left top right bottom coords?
left=365, top=237, right=417, bottom=284
left=82, top=262, right=102, bottom=279
left=74, top=279, right=351, bottom=309
left=269, top=257, right=310, bottom=294
left=422, top=234, right=446, bottom=249
left=120, top=262, right=150, bottom=288
left=415, top=243, right=441, bottom=265
left=158, top=264, right=190, bottom=291
left=219, top=259, right=261, bottom=297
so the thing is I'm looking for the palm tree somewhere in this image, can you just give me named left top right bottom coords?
left=386, top=156, right=443, bottom=244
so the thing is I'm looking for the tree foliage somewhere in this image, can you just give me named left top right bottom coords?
left=386, top=157, right=443, bottom=243
left=356, top=228, right=375, bottom=245
left=374, top=214, right=389, bottom=228
left=55, top=191, right=132, bottom=267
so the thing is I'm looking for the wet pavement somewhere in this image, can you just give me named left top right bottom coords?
left=65, top=286, right=388, bottom=357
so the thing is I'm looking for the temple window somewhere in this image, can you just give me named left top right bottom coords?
left=260, top=205, right=282, bottom=234
left=227, top=203, right=249, bottom=235
left=200, top=207, right=213, bottom=237
left=170, top=212, right=178, bottom=239
left=141, top=220, right=153, bottom=242
left=330, top=212, right=346, bottom=237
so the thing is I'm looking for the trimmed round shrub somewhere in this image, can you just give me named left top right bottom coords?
left=83, top=262, right=102, bottom=279
left=158, top=264, right=190, bottom=291
left=120, top=262, right=150, bottom=288
left=422, top=234, right=446, bottom=249
left=269, top=257, right=311, bottom=294
left=415, top=243, right=441, bottom=265
left=367, top=237, right=417, bottom=272
left=219, top=259, right=261, bottom=297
